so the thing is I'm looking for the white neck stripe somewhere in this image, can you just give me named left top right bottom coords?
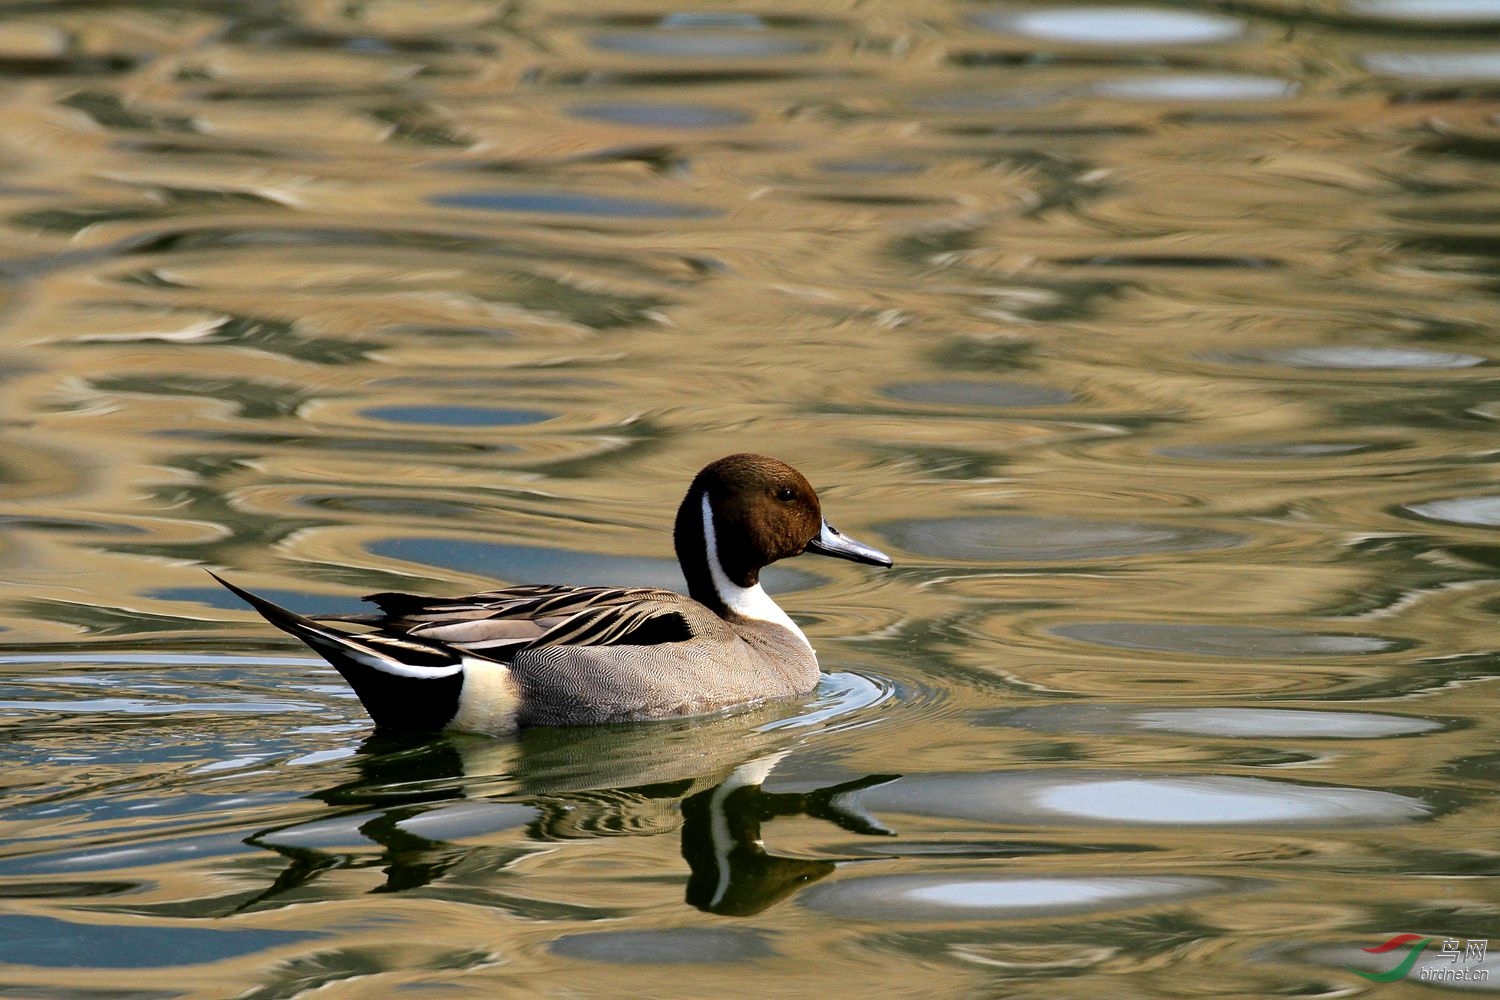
left=700, top=493, right=811, bottom=651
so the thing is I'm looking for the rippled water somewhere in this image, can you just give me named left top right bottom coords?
left=1, top=1, right=1499, bottom=996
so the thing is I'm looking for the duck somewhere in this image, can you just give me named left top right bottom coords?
left=212, top=454, right=892, bottom=735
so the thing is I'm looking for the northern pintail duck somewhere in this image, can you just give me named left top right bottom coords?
left=213, top=454, right=891, bottom=734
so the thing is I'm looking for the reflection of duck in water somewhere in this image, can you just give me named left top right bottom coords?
left=678, top=753, right=896, bottom=916
left=247, top=706, right=897, bottom=916
left=214, top=454, right=891, bottom=734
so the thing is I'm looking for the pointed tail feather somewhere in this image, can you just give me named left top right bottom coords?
left=210, top=572, right=466, bottom=731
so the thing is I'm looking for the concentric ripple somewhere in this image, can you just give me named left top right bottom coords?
left=760, top=670, right=895, bottom=733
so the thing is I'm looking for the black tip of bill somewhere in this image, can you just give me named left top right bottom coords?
left=806, top=520, right=893, bottom=568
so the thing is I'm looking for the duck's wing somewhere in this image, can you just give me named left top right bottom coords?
left=361, top=584, right=675, bottom=624
left=359, top=586, right=711, bottom=657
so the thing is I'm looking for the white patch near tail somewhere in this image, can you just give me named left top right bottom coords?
left=446, top=656, right=521, bottom=735
left=700, top=494, right=812, bottom=652
left=298, top=627, right=461, bottom=679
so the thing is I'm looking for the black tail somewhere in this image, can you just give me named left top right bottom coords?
left=210, top=572, right=465, bottom=731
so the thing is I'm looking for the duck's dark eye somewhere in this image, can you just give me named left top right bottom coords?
left=776, top=486, right=796, bottom=502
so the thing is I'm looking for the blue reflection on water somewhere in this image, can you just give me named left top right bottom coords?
left=568, top=102, right=750, bottom=128
left=433, top=190, right=721, bottom=219
left=588, top=32, right=818, bottom=57
left=0, top=913, right=316, bottom=968
left=363, top=405, right=553, bottom=427
left=153, top=587, right=357, bottom=615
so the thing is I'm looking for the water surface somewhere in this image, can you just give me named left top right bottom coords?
left=1, top=1, right=1497, bottom=996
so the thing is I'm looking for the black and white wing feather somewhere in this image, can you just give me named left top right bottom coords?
left=350, top=585, right=703, bottom=657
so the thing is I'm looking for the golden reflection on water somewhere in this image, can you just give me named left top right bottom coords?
left=2, top=0, right=1500, bottom=996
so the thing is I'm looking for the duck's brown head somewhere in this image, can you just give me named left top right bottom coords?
left=674, top=454, right=891, bottom=613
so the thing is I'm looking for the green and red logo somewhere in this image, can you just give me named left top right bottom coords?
left=1348, top=934, right=1490, bottom=984
left=1348, top=934, right=1432, bottom=983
